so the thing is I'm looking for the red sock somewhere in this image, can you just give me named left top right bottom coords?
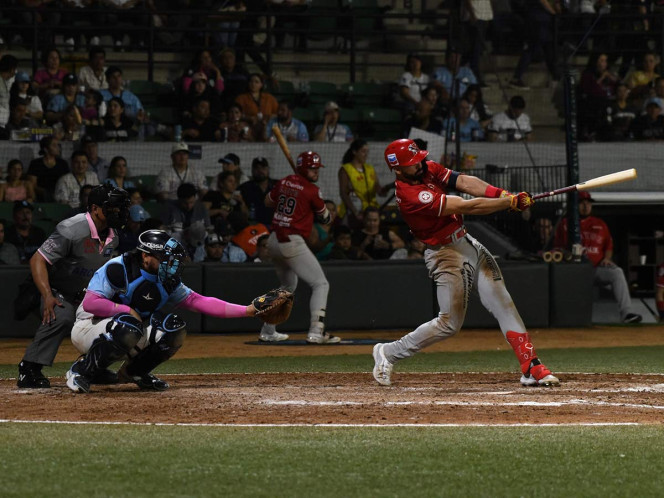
left=506, top=331, right=537, bottom=375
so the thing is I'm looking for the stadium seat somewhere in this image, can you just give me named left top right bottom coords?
left=146, top=106, right=179, bottom=125
left=142, top=200, right=166, bottom=220
left=0, top=202, right=13, bottom=222
left=131, top=175, right=158, bottom=193
left=340, top=82, right=390, bottom=108
left=292, top=107, right=317, bottom=130
left=306, top=81, right=340, bottom=106
left=33, top=203, right=74, bottom=224
left=359, top=107, right=403, bottom=140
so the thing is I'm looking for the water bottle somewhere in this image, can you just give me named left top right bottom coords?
left=222, top=126, right=228, bottom=142
left=174, top=124, right=182, bottom=142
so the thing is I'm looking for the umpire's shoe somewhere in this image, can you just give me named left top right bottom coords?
left=118, top=366, right=169, bottom=391
left=17, top=361, right=50, bottom=389
left=65, top=360, right=91, bottom=394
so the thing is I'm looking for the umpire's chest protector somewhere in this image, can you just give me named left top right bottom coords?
left=109, top=254, right=172, bottom=318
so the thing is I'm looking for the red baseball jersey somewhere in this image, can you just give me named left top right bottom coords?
left=268, top=174, right=326, bottom=239
left=657, top=263, right=664, bottom=288
left=553, top=216, right=613, bottom=267
left=395, top=160, right=464, bottom=245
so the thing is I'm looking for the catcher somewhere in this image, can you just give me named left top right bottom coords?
left=65, top=229, right=293, bottom=393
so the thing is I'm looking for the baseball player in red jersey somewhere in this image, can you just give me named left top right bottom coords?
left=372, top=139, right=559, bottom=387
left=553, top=191, right=641, bottom=323
left=259, top=151, right=341, bottom=344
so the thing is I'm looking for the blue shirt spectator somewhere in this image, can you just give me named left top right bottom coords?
left=431, top=48, right=477, bottom=99
left=441, top=98, right=484, bottom=141
left=99, top=66, right=144, bottom=119
left=265, top=101, right=309, bottom=142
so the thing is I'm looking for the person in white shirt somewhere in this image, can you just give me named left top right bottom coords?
left=54, top=150, right=100, bottom=208
left=313, top=101, right=354, bottom=142
left=399, top=53, right=430, bottom=113
left=487, top=95, right=533, bottom=142
left=154, top=142, right=209, bottom=201
left=77, top=47, right=108, bottom=91
left=0, top=55, right=18, bottom=126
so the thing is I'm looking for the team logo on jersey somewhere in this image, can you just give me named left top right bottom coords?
left=387, top=153, right=398, bottom=166
left=418, top=191, right=434, bottom=204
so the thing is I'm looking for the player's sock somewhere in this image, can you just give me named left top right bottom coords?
left=506, top=330, right=539, bottom=375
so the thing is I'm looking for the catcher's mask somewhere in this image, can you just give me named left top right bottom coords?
left=88, top=184, right=130, bottom=229
left=137, top=229, right=187, bottom=282
left=384, top=139, right=429, bottom=170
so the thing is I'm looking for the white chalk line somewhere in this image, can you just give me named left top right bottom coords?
left=0, top=419, right=643, bottom=428
left=260, top=399, right=664, bottom=410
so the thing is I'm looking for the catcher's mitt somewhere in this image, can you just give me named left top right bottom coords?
left=252, top=288, right=294, bottom=325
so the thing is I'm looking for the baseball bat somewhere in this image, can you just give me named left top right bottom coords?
left=271, top=125, right=297, bottom=174
left=532, top=168, right=637, bottom=200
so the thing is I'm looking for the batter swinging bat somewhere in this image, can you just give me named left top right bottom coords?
left=532, top=168, right=637, bottom=200
left=272, top=125, right=298, bottom=174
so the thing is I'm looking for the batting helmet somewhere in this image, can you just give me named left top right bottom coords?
left=296, top=151, right=324, bottom=175
left=384, top=139, right=429, bottom=169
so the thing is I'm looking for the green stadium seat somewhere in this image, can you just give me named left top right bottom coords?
left=292, top=107, right=317, bottom=129
left=33, top=203, right=74, bottom=224
left=131, top=175, right=158, bottom=193
left=359, top=107, right=403, bottom=140
left=145, top=106, right=179, bottom=125
left=0, top=201, right=13, bottom=222
left=142, top=200, right=166, bottom=220
left=306, top=81, right=339, bottom=106
left=340, top=82, right=390, bottom=108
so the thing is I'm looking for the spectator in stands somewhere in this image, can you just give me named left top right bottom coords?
left=338, top=139, right=391, bottom=228
left=27, top=136, right=69, bottom=202
left=313, top=101, right=354, bottom=143
left=642, top=77, right=664, bottom=113
left=181, top=49, right=224, bottom=96
left=78, top=88, right=104, bottom=127
left=182, top=97, right=222, bottom=142
left=252, top=233, right=271, bottom=263
left=219, top=47, right=249, bottom=108
left=402, top=86, right=445, bottom=137
left=328, top=224, right=370, bottom=261
left=398, top=53, right=431, bottom=114
left=202, top=170, right=248, bottom=233
left=601, top=83, right=638, bottom=141
left=462, top=0, right=493, bottom=88
left=78, top=47, right=108, bottom=91
left=351, top=206, right=404, bottom=260
left=239, top=156, right=276, bottom=226
left=52, top=105, right=86, bottom=142
left=0, top=159, right=35, bottom=202
left=629, top=101, right=664, bottom=140
left=235, top=73, right=278, bottom=132
left=5, top=200, right=46, bottom=264
left=203, top=232, right=225, bottom=262
left=553, top=191, right=642, bottom=324
left=45, top=73, right=84, bottom=125
left=104, top=0, right=148, bottom=52
left=0, top=218, right=20, bottom=265
left=265, top=100, right=309, bottom=142
left=65, top=184, right=95, bottom=218
left=217, top=103, right=255, bottom=142
left=431, top=46, right=476, bottom=101
left=209, top=0, right=246, bottom=49
left=389, top=236, right=426, bottom=260
left=0, top=54, right=18, bottom=126
left=116, top=203, right=149, bottom=254
left=270, top=0, right=310, bottom=52
left=10, top=72, right=43, bottom=122
left=81, top=135, right=109, bottom=181
left=54, top=150, right=100, bottom=208
left=100, top=66, right=145, bottom=120
left=309, top=199, right=337, bottom=261
left=624, top=52, right=660, bottom=103
left=218, top=152, right=248, bottom=185
left=579, top=52, right=619, bottom=141
left=441, top=97, right=484, bottom=142
left=487, top=95, right=533, bottom=142
left=4, top=98, right=39, bottom=135
left=182, top=71, right=223, bottom=120
left=162, top=182, right=211, bottom=260
left=509, top=0, right=560, bottom=90
left=60, top=0, right=94, bottom=51
left=32, top=48, right=66, bottom=105
left=105, top=155, right=136, bottom=190
left=145, top=0, right=194, bottom=47
left=155, top=142, right=208, bottom=201
left=463, top=84, right=492, bottom=129
left=103, top=97, right=138, bottom=142
left=231, top=221, right=270, bottom=261
left=521, top=216, right=553, bottom=255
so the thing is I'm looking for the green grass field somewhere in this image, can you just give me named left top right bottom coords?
left=3, top=346, right=664, bottom=497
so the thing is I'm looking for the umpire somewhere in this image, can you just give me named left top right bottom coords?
left=16, top=184, right=130, bottom=388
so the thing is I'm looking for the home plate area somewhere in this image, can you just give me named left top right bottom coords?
left=3, top=372, right=664, bottom=425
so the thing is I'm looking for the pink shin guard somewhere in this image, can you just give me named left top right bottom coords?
left=506, top=331, right=537, bottom=375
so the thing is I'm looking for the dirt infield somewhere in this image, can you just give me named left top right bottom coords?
left=2, top=372, right=664, bottom=425
left=2, top=326, right=664, bottom=426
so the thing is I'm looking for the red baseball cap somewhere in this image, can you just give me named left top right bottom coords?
left=578, top=191, right=594, bottom=202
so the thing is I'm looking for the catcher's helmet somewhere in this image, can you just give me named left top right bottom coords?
left=384, top=139, right=429, bottom=169
left=137, top=230, right=187, bottom=282
left=296, top=151, right=324, bottom=175
left=87, top=184, right=130, bottom=229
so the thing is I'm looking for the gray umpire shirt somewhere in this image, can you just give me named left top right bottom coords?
left=37, top=213, right=118, bottom=301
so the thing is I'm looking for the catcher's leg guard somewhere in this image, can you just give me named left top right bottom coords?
left=121, top=312, right=186, bottom=387
left=506, top=331, right=559, bottom=386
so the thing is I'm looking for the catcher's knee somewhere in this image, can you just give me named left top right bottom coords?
left=148, top=312, right=187, bottom=351
left=105, top=313, right=143, bottom=352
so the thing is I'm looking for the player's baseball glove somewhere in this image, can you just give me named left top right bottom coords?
left=252, top=289, right=294, bottom=325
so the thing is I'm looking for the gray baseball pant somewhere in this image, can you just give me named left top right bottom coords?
left=594, top=265, right=635, bottom=319
left=260, top=232, right=329, bottom=335
left=384, top=234, right=526, bottom=362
